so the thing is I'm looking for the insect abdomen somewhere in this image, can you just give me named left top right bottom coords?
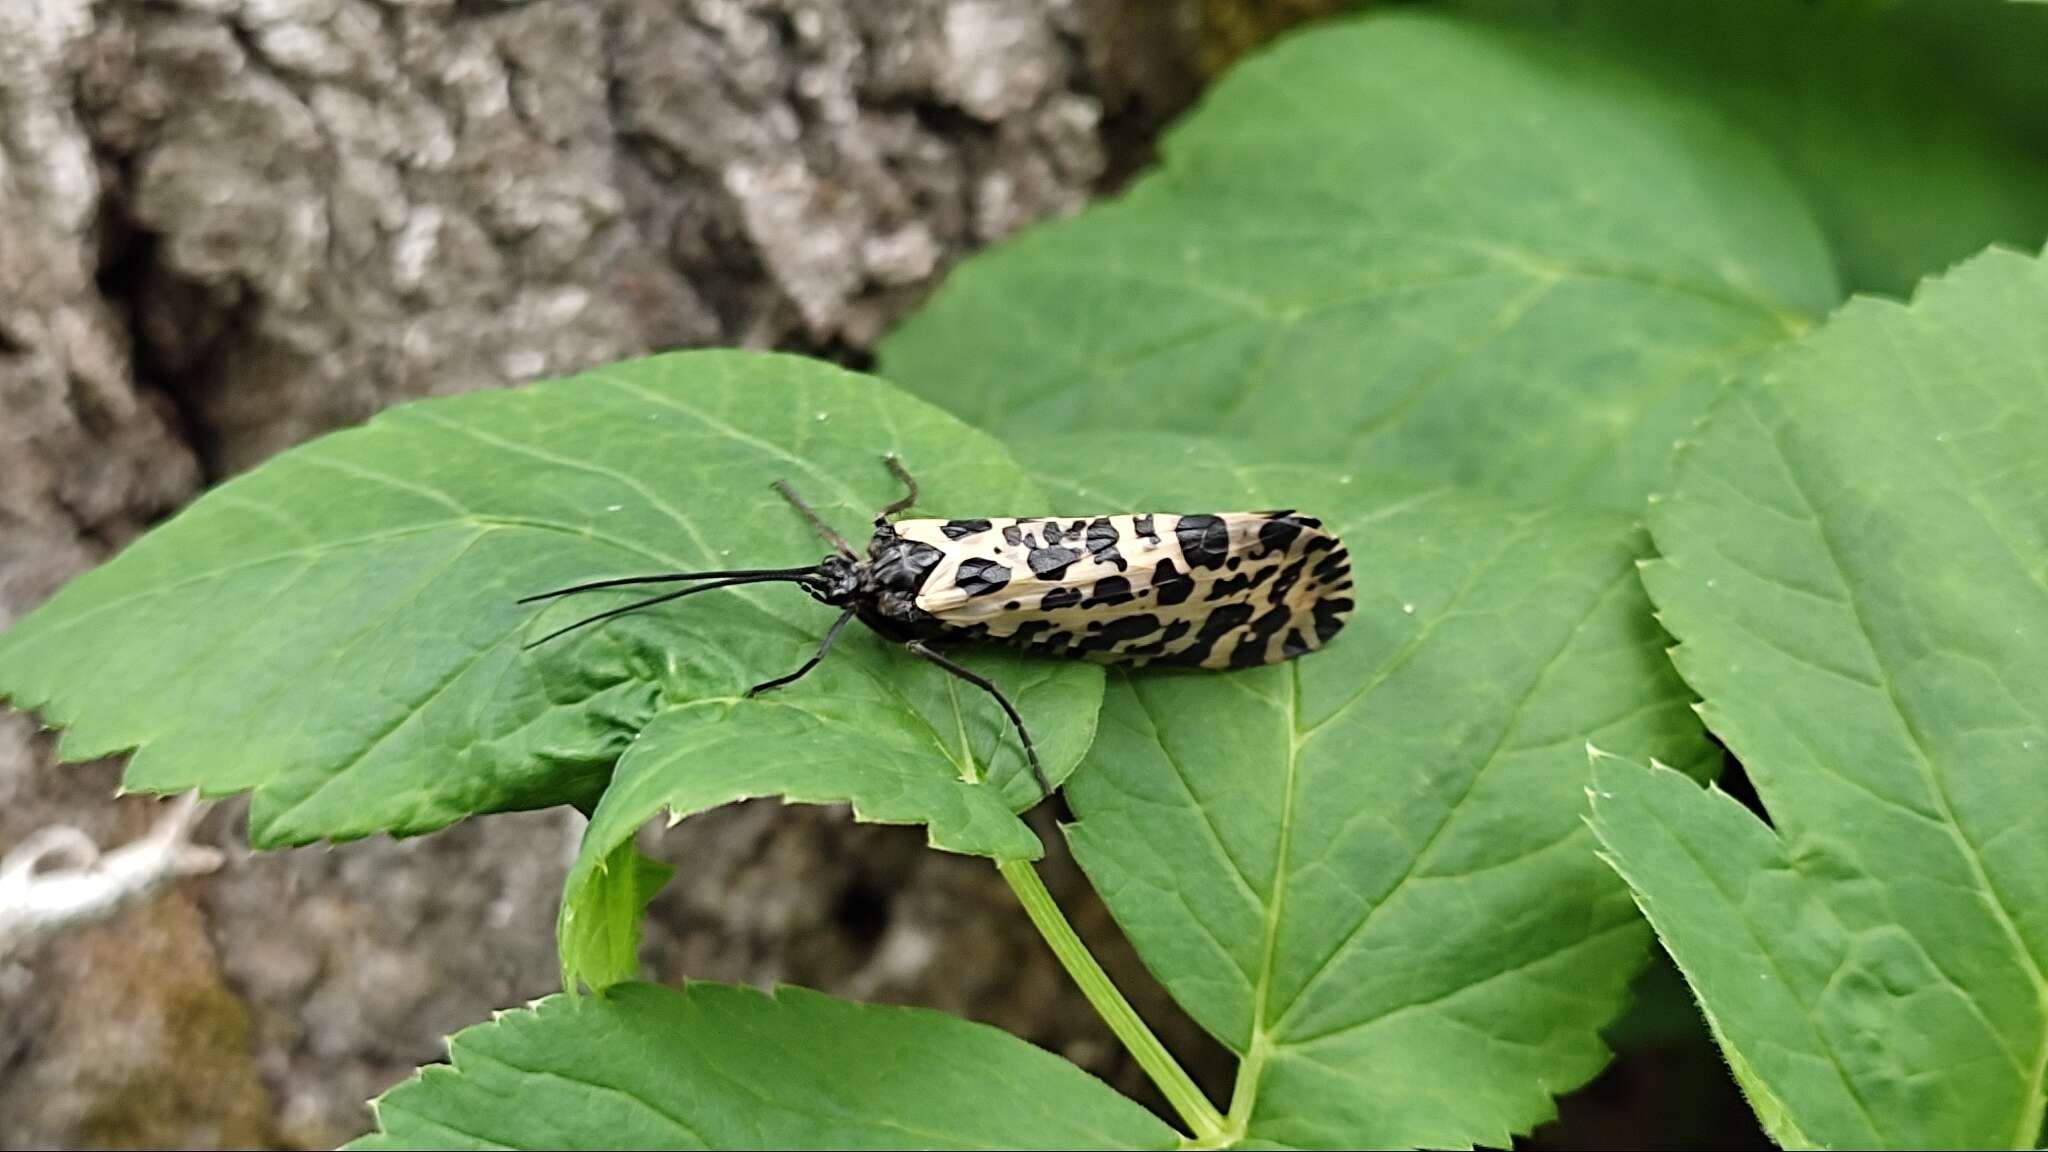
left=895, top=512, right=1352, bottom=670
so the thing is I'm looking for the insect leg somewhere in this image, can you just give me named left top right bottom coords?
left=875, top=454, right=919, bottom=523
left=772, top=480, right=857, bottom=558
left=745, top=607, right=856, bottom=696
left=904, top=639, right=1050, bottom=801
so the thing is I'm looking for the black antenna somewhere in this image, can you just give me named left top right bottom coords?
left=522, top=571, right=819, bottom=649
left=518, top=565, right=822, bottom=605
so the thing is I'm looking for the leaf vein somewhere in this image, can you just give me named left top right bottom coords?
left=1272, top=563, right=1637, bottom=1034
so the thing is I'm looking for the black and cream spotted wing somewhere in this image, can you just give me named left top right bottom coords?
left=899, top=512, right=1353, bottom=669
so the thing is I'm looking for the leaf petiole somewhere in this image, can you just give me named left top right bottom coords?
left=996, top=854, right=1229, bottom=1145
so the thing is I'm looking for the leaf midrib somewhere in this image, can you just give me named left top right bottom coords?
left=1023, top=216, right=1820, bottom=328
left=1224, top=660, right=1305, bottom=1137
left=995, top=250, right=1812, bottom=454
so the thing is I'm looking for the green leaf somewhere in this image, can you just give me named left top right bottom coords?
left=1585, top=756, right=1830, bottom=1151
left=0, top=351, right=1100, bottom=852
left=881, top=11, right=1833, bottom=513
left=557, top=652, right=1099, bottom=987
left=559, top=837, right=673, bottom=990
left=1036, top=434, right=1716, bottom=1148
left=1461, top=0, right=2048, bottom=297
left=348, top=982, right=1179, bottom=1151
left=1600, top=245, right=2048, bottom=1148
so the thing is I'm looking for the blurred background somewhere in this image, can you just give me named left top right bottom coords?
left=1, top=0, right=2022, bottom=1146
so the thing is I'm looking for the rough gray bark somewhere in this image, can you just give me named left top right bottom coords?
left=86, top=0, right=1116, bottom=475
left=0, top=0, right=1206, bottom=1146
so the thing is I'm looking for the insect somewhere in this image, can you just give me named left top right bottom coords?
left=521, top=457, right=1353, bottom=799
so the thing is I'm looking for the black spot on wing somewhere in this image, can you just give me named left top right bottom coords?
left=1084, top=575, right=1135, bottom=609
left=1040, top=586, right=1083, bottom=611
left=1257, top=513, right=1306, bottom=556
left=1205, top=566, right=1276, bottom=603
left=1038, top=520, right=1079, bottom=547
left=1164, top=602, right=1254, bottom=666
left=1029, top=545, right=1082, bottom=580
left=1230, top=604, right=1294, bottom=668
left=1267, top=555, right=1311, bottom=605
left=1002, top=524, right=1025, bottom=547
left=942, top=518, right=993, bottom=540
left=1207, top=573, right=1251, bottom=601
left=1151, top=558, right=1195, bottom=606
left=953, top=557, right=1010, bottom=598
left=1281, top=629, right=1311, bottom=659
left=1312, top=548, right=1350, bottom=584
left=1028, top=630, right=1076, bottom=657
left=1176, top=515, right=1231, bottom=570
left=1086, top=517, right=1127, bottom=572
left=1007, top=620, right=1053, bottom=647
left=1257, top=510, right=1320, bottom=527
left=1124, top=618, right=1191, bottom=659
left=1133, top=514, right=1159, bottom=543
left=1313, top=596, right=1353, bottom=644
left=1074, top=613, right=1161, bottom=656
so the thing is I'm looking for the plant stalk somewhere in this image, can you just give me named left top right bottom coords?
left=997, top=854, right=1229, bottom=1144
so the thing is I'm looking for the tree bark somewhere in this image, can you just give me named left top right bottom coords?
left=0, top=0, right=1207, bottom=1145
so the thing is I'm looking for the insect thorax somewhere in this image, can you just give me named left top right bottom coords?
left=813, top=524, right=953, bottom=642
